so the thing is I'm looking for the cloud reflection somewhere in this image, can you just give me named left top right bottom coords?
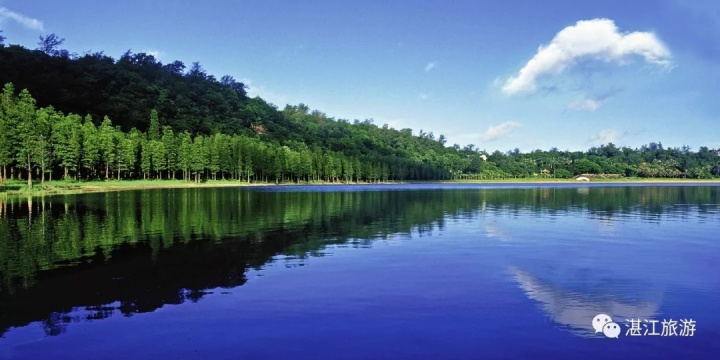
left=508, top=266, right=660, bottom=336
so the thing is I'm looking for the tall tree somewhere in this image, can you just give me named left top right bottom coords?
left=117, top=130, right=135, bottom=180
left=140, top=137, right=151, bottom=179
left=148, top=109, right=161, bottom=141
left=80, top=116, right=100, bottom=179
left=37, top=33, right=67, bottom=57
left=0, top=83, right=16, bottom=183
left=161, top=126, right=177, bottom=179
left=98, top=116, right=117, bottom=179
left=14, top=89, right=40, bottom=187
left=190, top=135, right=207, bottom=183
left=34, top=107, right=58, bottom=185
left=149, top=140, right=166, bottom=179
left=177, top=131, right=192, bottom=181
left=51, top=113, right=82, bottom=180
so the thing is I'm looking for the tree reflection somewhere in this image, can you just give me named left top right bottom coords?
left=0, top=185, right=717, bottom=336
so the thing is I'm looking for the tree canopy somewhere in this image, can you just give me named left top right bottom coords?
left=1, top=35, right=719, bottom=186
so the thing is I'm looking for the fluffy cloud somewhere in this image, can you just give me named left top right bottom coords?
left=424, top=62, right=436, bottom=72
left=240, top=78, right=287, bottom=106
left=568, top=98, right=602, bottom=111
left=0, top=7, right=44, bottom=31
left=481, top=121, right=521, bottom=141
left=589, top=129, right=619, bottom=144
left=142, top=49, right=164, bottom=60
left=502, top=18, right=671, bottom=95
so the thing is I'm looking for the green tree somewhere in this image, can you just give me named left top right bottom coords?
left=14, top=89, right=40, bottom=187
left=161, top=126, right=177, bottom=179
left=149, top=140, right=166, bottom=179
left=117, top=131, right=137, bottom=179
left=34, top=107, right=58, bottom=185
left=148, top=109, right=161, bottom=141
left=51, top=113, right=82, bottom=180
left=177, top=131, right=192, bottom=181
left=98, top=116, right=118, bottom=180
left=140, top=137, right=151, bottom=179
left=570, top=159, right=603, bottom=175
left=190, top=135, right=207, bottom=183
left=80, top=116, right=100, bottom=179
left=208, top=134, right=222, bottom=180
left=0, top=83, right=17, bottom=183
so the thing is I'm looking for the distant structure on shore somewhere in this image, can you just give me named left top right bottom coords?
left=576, top=176, right=591, bottom=182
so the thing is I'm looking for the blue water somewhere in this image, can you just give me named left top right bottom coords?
left=0, top=184, right=719, bottom=359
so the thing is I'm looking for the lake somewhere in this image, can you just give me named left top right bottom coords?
left=1, top=184, right=719, bottom=359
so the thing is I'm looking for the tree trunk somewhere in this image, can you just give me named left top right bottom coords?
left=27, top=157, right=32, bottom=188
left=105, top=161, right=109, bottom=180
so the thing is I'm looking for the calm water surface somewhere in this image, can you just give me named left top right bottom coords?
left=1, top=184, right=719, bottom=359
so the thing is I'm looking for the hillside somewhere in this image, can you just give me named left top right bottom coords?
left=0, top=36, right=719, bottom=186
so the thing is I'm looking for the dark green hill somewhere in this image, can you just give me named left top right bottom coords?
left=0, top=37, right=718, bottom=184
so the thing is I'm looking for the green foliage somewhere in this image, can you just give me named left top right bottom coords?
left=570, top=159, right=603, bottom=175
left=98, top=116, right=117, bottom=179
left=0, top=39, right=719, bottom=185
left=553, top=169, right=573, bottom=179
left=148, top=109, right=161, bottom=141
left=0, top=83, right=17, bottom=182
left=80, top=116, right=100, bottom=178
left=14, top=89, right=41, bottom=187
left=51, top=113, right=82, bottom=179
left=161, top=126, right=177, bottom=178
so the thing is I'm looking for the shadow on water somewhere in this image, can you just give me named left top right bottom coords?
left=0, top=185, right=718, bottom=337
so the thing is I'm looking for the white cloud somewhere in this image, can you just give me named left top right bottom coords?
left=0, top=7, right=44, bottom=31
left=568, top=97, right=602, bottom=111
left=142, top=49, right=164, bottom=60
left=240, top=78, right=289, bottom=106
left=502, top=18, right=671, bottom=95
left=384, top=118, right=405, bottom=130
left=589, top=129, right=619, bottom=144
left=424, top=62, right=436, bottom=72
left=481, top=121, right=521, bottom=141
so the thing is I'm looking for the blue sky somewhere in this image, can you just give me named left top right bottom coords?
left=1, top=0, right=718, bottom=152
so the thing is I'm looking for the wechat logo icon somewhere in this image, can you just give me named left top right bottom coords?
left=592, top=314, right=620, bottom=339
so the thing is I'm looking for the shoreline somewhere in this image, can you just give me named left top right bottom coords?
left=1, top=178, right=720, bottom=198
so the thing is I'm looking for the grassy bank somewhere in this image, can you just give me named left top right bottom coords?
left=436, top=177, right=720, bottom=184
left=0, top=179, right=269, bottom=198
left=2, top=177, right=719, bottom=198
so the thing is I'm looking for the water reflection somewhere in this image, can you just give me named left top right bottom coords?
left=0, top=185, right=718, bottom=338
left=508, top=266, right=660, bottom=336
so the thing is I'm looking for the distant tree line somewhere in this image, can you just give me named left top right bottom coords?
left=1, top=34, right=719, bottom=187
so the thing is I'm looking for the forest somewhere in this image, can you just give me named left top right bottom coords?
left=1, top=33, right=720, bottom=188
